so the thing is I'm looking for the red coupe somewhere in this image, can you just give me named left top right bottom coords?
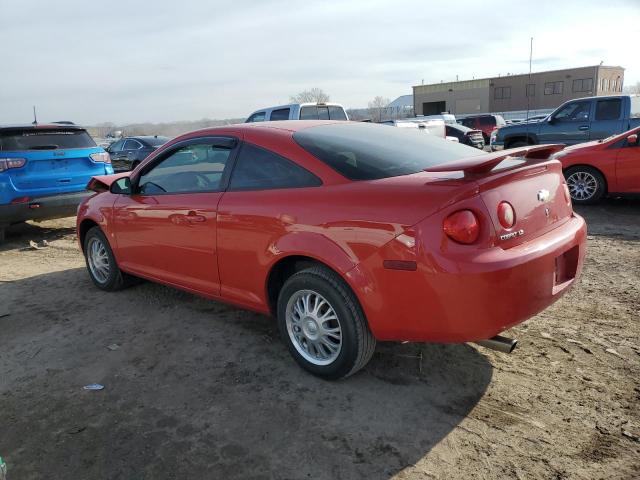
left=554, top=126, right=640, bottom=204
left=77, top=121, right=586, bottom=379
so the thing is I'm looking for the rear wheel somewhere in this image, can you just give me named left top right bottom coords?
left=277, top=266, right=376, bottom=380
left=83, top=226, right=133, bottom=291
left=564, top=166, right=606, bottom=204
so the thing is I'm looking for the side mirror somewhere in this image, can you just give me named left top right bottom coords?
left=110, top=177, right=132, bottom=195
left=547, top=116, right=556, bottom=125
left=627, top=134, right=638, bottom=146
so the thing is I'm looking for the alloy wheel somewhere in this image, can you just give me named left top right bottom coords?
left=87, top=237, right=110, bottom=284
left=285, top=290, right=343, bottom=366
left=566, top=171, right=598, bottom=201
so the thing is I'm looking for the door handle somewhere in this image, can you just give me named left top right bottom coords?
left=579, top=125, right=590, bottom=131
left=186, top=211, right=206, bottom=223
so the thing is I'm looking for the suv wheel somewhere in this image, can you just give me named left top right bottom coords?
left=277, top=266, right=376, bottom=379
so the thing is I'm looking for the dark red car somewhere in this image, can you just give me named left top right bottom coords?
left=77, top=121, right=586, bottom=379
left=459, top=114, right=507, bottom=144
left=553, top=126, right=640, bottom=204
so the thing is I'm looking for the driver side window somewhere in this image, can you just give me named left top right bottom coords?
left=137, top=143, right=233, bottom=195
left=554, top=101, right=591, bottom=122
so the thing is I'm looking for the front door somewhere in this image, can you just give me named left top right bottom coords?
left=538, top=100, right=592, bottom=145
left=113, top=137, right=237, bottom=296
left=616, top=134, right=640, bottom=193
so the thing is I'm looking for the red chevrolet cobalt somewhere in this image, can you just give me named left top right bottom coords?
left=77, top=121, right=586, bottom=379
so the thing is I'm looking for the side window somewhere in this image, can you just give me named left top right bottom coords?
left=595, top=99, right=622, bottom=121
left=479, top=116, right=494, bottom=127
left=328, top=106, right=347, bottom=120
left=269, top=108, right=290, bottom=121
left=460, top=118, right=474, bottom=128
left=554, top=101, right=591, bottom=122
left=246, top=112, right=266, bottom=123
left=299, top=106, right=319, bottom=120
left=109, top=140, right=124, bottom=152
left=137, top=143, right=233, bottom=195
left=123, top=139, right=142, bottom=150
left=229, top=143, right=321, bottom=191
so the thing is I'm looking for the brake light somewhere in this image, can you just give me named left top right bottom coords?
left=0, top=158, right=26, bottom=171
left=443, top=210, right=480, bottom=244
left=10, top=196, right=30, bottom=204
left=497, top=201, right=515, bottom=228
left=90, top=152, right=111, bottom=164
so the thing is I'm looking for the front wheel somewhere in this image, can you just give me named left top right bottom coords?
left=564, top=166, right=606, bottom=204
left=83, top=226, right=133, bottom=291
left=277, top=266, right=376, bottom=380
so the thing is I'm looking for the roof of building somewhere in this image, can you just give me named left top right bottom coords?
left=413, top=65, right=624, bottom=89
left=387, top=95, right=413, bottom=108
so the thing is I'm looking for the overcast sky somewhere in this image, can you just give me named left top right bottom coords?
left=1, top=0, right=638, bottom=125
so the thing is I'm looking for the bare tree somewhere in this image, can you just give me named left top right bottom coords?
left=623, top=81, right=640, bottom=94
left=367, top=96, right=390, bottom=123
left=289, top=88, right=330, bottom=103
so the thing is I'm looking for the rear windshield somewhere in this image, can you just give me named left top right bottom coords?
left=0, top=128, right=96, bottom=151
left=293, top=122, right=481, bottom=180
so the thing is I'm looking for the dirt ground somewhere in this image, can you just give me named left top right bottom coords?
left=0, top=199, right=639, bottom=479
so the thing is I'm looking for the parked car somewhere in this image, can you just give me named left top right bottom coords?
left=106, top=136, right=169, bottom=171
left=0, top=123, right=112, bottom=241
left=381, top=118, right=447, bottom=138
left=77, top=121, right=586, bottom=379
left=550, top=126, right=640, bottom=204
left=246, top=103, right=348, bottom=122
left=459, top=114, right=507, bottom=143
left=491, top=95, right=640, bottom=150
left=445, top=124, right=485, bottom=149
left=407, top=114, right=457, bottom=125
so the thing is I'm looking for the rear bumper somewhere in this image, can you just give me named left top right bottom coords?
left=347, top=214, right=587, bottom=343
left=0, top=191, right=91, bottom=226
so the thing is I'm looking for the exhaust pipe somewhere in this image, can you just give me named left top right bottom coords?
left=474, top=335, right=518, bottom=353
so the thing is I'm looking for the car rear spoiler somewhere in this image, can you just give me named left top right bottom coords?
left=425, top=144, right=565, bottom=176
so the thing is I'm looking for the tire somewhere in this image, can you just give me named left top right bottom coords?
left=508, top=140, right=529, bottom=149
left=564, top=166, right=606, bottom=205
left=131, top=161, right=140, bottom=170
left=83, top=226, right=132, bottom=291
left=277, top=266, right=376, bottom=380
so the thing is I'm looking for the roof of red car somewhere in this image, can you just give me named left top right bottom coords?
left=225, top=120, right=345, bottom=133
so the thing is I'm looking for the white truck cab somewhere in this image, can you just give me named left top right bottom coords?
left=245, top=102, right=349, bottom=123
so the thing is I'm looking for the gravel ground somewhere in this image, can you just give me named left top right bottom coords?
left=0, top=199, right=639, bottom=479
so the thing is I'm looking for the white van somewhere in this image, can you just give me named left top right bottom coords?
left=245, top=102, right=349, bottom=123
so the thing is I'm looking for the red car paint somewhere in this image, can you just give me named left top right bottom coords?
left=557, top=126, right=640, bottom=194
left=77, top=121, right=587, bottom=343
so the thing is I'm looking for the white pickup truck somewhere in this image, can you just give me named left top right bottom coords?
left=245, top=102, right=349, bottom=123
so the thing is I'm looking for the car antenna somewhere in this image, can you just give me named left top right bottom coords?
left=32, top=105, right=38, bottom=125
left=525, top=37, right=533, bottom=137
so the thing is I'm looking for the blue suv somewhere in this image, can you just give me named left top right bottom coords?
left=0, top=124, right=113, bottom=240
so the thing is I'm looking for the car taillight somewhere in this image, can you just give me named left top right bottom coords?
left=443, top=210, right=480, bottom=244
left=90, top=152, right=111, bottom=164
left=497, top=201, right=515, bottom=228
left=0, top=158, right=26, bottom=171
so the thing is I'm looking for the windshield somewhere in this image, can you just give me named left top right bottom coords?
left=293, top=122, right=482, bottom=180
left=0, top=128, right=96, bottom=151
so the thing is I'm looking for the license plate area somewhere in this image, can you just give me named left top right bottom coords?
left=554, top=245, right=579, bottom=286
